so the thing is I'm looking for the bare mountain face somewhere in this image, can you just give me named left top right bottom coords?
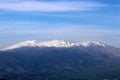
left=0, top=40, right=120, bottom=80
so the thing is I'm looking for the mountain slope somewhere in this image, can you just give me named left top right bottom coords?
left=0, top=40, right=120, bottom=80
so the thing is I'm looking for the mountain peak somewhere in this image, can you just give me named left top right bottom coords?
left=20, top=40, right=39, bottom=44
left=2, top=40, right=40, bottom=50
left=39, top=40, right=74, bottom=47
left=16, top=40, right=39, bottom=46
left=80, top=41, right=106, bottom=47
left=1, top=40, right=107, bottom=51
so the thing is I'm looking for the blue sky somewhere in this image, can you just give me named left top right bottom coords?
left=0, top=0, right=120, bottom=48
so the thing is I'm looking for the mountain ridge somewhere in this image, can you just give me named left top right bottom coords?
left=0, top=40, right=120, bottom=80
left=1, top=40, right=107, bottom=51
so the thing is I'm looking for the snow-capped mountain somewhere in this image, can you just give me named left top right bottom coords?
left=0, top=40, right=120, bottom=80
left=1, top=40, right=40, bottom=51
left=1, top=40, right=106, bottom=51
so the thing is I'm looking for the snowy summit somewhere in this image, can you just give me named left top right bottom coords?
left=1, top=40, right=106, bottom=51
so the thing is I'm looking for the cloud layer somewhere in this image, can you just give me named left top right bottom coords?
left=0, top=1, right=105, bottom=12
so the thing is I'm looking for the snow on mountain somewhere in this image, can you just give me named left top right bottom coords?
left=2, top=40, right=40, bottom=50
left=79, top=41, right=106, bottom=47
left=39, top=40, right=76, bottom=47
left=1, top=40, right=106, bottom=51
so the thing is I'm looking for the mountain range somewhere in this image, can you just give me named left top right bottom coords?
left=1, top=40, right=106, bottom=50
left=0, top=40, right=120, bottom=80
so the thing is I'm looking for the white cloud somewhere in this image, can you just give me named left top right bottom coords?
left=0, top=1, right=105, bottom=12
